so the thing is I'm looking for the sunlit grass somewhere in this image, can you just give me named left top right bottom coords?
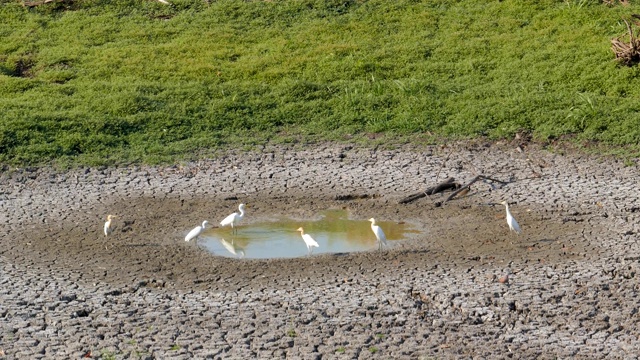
left=1, top=0, right=640, bottom=166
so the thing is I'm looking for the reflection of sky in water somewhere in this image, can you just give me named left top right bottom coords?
left=198, top=209, right=420, bottom=259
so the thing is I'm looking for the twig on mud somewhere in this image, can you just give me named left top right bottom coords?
left=434, top=146, right=453, bottom=182
left=444, top=175, right=510, bottom=203
left=425, top=177, right=459, bottom=195
left=335, top=194, right=376, bottom=201
left=398, top=177, right=458, bottom=204
left=401, top=144, right=514, bottom=204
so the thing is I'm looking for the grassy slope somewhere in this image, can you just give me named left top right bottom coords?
left=1, top=0, right=639, bottom=166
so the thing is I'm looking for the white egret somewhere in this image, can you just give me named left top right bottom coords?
left=500, top=201, right=521, bottom=234
left=368, top=218, right=388, bottom=250
left=104, top=215, right=117, bottom=237
left=296, top=227, right=319, bottom=255
left=220, top=203, right=246, bottom=234
left=185, top=220, right=208, bottom=242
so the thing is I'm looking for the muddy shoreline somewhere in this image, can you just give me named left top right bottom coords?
left=1, top=142, right=640, bottom=359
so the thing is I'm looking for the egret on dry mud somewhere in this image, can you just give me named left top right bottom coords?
left=368, top=218, right=388, bottom=250
left=185, top=220, right=208, bottom=242
left=500, top=201, right=521, bottom=234
left=104, top=215, right=117, bottom=237
left=220, top=203, right=246, bottom=234
left=296, top=227, right=319, bottom=255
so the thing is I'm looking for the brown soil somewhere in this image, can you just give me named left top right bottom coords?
left=5, top=193, right=590, bottom=293
left=1, top=141, right=638, bottom=359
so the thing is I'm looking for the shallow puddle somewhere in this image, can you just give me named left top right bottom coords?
left=198, top=209, right=420, bottom=259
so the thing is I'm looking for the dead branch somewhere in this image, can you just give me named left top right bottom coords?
left=434, top=147, right=452, bottom=183
left=611, top=18, right=640, bottom=66
left=444, top=175, right=510, bottom=203
left=426, top=177, right=459, bottom=195
left=335, top=194, right=375, bottom=201
left=399, top=177, right=458, bottom=204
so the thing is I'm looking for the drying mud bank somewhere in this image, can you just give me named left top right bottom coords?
left=1, top=141, right=640, bottom=359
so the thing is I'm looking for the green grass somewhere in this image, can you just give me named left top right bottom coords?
left=100, top=349, right=116, bottom=360
left=1, top=0, right=640, bottom=166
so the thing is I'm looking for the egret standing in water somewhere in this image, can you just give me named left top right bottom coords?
left=368, top=218, right=388, bottom=250
left=220, top=203, right=246, bottom=234
left=185, top=220, right=208, bottom=242
left=296, top=227, right=319, bottom=255
left=500, top=201, right=521, bottom=234
left=104, top=215, right=117, bottom=236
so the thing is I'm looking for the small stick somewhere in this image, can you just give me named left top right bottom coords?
left=434, top=147, right=452, bottom=183
left=425, top=178, right=459, bottom=195
left=444, top=175, right=510, bottom=203
left=398, top=178, right=456, bottom=204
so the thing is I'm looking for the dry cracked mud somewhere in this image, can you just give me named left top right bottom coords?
left=1, top=141, right=640, bottom=359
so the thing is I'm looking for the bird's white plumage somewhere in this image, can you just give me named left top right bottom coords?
left=369, top=218, right=388, bottom=250
left=500, top=201, right=521, bottom=234
left=185, top=220, right=208, bottom=242
left=104, top=215, right=116, bottom=236
left=297, top=227, right=319, bottom=255
left=220, top=204, right=246, bottom=233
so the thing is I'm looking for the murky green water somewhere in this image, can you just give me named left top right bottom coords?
left=198, top=209, right=420, bottom=259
